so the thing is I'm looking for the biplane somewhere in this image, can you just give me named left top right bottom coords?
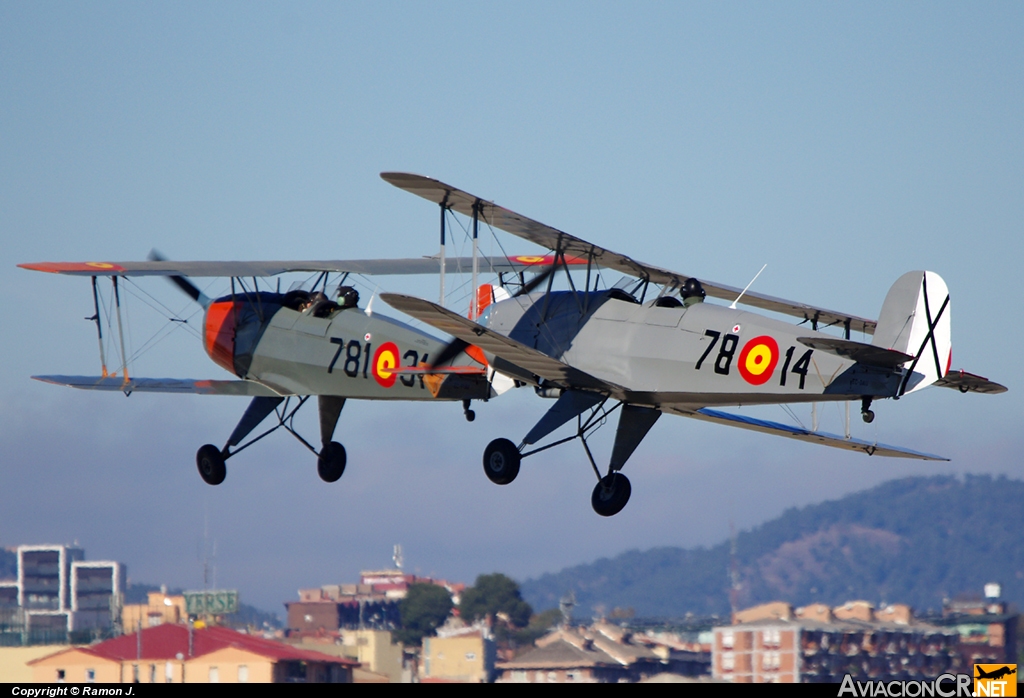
left=378, top=172, right=1007, bottom=516
left=18, top=253, right=583, bottom=485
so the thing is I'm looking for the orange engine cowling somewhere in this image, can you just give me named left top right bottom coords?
left=465, top=284, right=497, bottom=366
left=204, top=300, right=237, bottom=374
left=469, top=283, right=495, bottom=321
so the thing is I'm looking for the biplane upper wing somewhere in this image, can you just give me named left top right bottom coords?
left=672, top=407, right=949, bottom=461
left=18, top=255, right=582, bottom=278
left=381, top=172, right=877, bottom=334
left=33, top=375, right=286, bottom=396
left=379, top=293, right=621, bottom=394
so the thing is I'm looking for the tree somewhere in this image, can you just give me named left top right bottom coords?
left=459, top=573, right=532, bottom=628
left=397, top=583, right=453, bottom=646
left=513, top=608, right=563, bottom=647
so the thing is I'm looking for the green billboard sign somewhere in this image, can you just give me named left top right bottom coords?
left=184, top=589, right=239, bottom=616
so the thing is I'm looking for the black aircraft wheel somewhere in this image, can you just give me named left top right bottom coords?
left=591, top=472, right=631, bottom=517
left=317, top=441, right=347, bottom=483
left=862, top=410, right=875, bottom=424
left=196, top=444, right=227, bottom=486
left=465, top=410, right=476, bottom=422
left=483, top=438, right=521, bottom=485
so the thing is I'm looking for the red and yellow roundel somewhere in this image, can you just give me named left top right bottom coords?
left=372, top=342, right=400, bottom=388
left=737, top=335, right=779, bottom=385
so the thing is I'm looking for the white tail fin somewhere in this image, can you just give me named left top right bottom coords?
left=872, top=271, right=951, bottom=395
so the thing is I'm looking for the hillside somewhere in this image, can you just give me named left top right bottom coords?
left=521, top=475, right=1024, bottom=618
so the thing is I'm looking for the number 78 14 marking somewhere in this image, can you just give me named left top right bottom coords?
left=695, top=329, right=812, bottom=389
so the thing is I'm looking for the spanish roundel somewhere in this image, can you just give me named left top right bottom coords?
left=372, top=342, right=400, bottom=388
left=737, top=335, right=780, bottom=386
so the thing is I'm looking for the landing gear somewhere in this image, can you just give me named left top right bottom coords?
left=482, top=394, right=658, bottom=516
left=463, top=399, right=476, bottom=422
left=591, top=473, right=631, bottom=517
left=861, top=397, right=875, bottom=424
left=483, top=438, right=520, bottom=485
left=196, top=444, right=227, bottom=485
left=317, top=441, right=347, bottom=482
left=197, top=394, right=350, bottom=485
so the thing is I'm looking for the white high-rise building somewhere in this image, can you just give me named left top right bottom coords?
left=71, top=561, right=125, bottom=631
left=17, top=544, right=84, bottom=636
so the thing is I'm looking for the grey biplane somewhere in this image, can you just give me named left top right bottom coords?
left=378, top=172, right=1008, bottom=516
left=19, top=253, right=583, bottom=485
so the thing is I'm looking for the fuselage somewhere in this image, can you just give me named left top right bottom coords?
left=481, top=290, right=906, bottom=408
left=202, top=290, right=492, bottom=400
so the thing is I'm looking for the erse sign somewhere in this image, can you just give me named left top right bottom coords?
left=183, top=589, right=239, bottom=615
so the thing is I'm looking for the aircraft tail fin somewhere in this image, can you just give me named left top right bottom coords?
left=872, top=271, right=951, bottom=395
left=469, top=283, right=515, bottom=395
left=468, top=283, right=510, bottom=320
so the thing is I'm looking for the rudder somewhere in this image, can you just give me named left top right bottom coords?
left=872, top=271, right=951, bottom=394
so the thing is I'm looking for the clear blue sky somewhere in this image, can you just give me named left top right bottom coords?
left=1, top=2, right=1021, bottom=613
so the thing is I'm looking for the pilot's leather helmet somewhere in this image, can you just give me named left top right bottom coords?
left=337, top=286, right=360, bottom=308
left=680, top=278, right=706, bottom=300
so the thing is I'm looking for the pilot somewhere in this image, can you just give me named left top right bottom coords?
left=336, top=286, right=360, bottom=310
left=300, top=291, right=328, bottom=314
left=680, top=278, right=706, bottom=308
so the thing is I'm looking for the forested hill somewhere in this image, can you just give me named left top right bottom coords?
left=521, top=475, right=1024, bottom=618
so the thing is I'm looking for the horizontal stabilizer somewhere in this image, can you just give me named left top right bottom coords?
left=933, top=370, right=1007, bottom=395
left=18, top=255, right=585, bottom=278
left=380, top=293, right=620, bottom=394
left=33, top=375, right=284, bottom=396
left=797, top=337, right=912, bottom=368
left=674, top=407, right=948, bottom=461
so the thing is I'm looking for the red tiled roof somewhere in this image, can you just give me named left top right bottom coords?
left=77, top=624, right=358, bottom=665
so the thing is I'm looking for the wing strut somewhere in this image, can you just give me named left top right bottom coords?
left=89, top=276, right=109, bottom=378
left=439, top=193, right=449, bottom=305
left=112, top=276, right=129, bottom=386
left=470, top=199, right=478, bottom=318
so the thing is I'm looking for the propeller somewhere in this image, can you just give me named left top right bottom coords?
left=148, top=250, right=211, bottom=309
left=514, top=263, right=559, bottom=299
left=427, top=263, right=559, bottom=370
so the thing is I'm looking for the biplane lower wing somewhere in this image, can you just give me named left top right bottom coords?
left=33, top=375, right=285, bottom=397
left=672, top=406, right=948, bottom=461
left=379, top=293, right=620, bottom=394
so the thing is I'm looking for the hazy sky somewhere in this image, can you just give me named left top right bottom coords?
left=1, top=2, right=1021, bottom=615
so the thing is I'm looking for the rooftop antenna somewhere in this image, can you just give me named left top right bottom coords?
left=729, top=521, right=741, bottom=615
left=730, top=264, right=767, bottom=310
left=392, top=544, right=403, bottom=570
left=559, top=590, right=576, bottom=627
left=199, top=506, right=216, bottom=590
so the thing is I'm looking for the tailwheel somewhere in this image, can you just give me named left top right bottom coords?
left=483, top=438, right=521, bottom=485
left=591, top=472, right=631, bottom=517
left=196, top=444, right=227, bottom=486
left=317, top=441, right=347, bottom=483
